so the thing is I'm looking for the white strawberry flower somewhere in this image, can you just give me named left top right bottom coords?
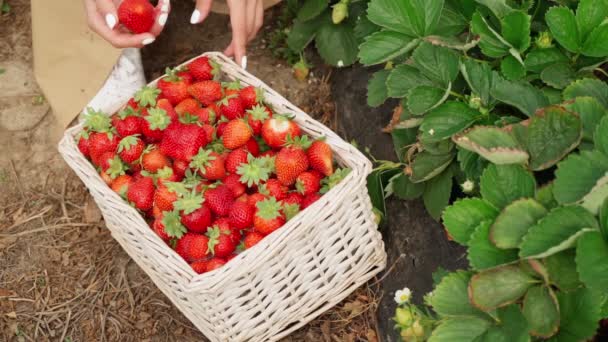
left=337, top=60, right=344, bottom=67
left=394, top=287, right=412, bottom=305
left=428, top=128, right=435, bottom=136
left=461, top=179, right=475, bottom=193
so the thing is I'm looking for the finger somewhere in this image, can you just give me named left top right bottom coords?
left=191, top=0, right=213, bottom=24
left=249, top=0, right=264, bottom=42
left=245, top=0, right=256, bottom=41
left=150, top=0, right=171, bottom=36
left=227, top=0, right=248, bottom=69
left=94, top=0, right=119, bottom=30
left=224, top=41, right=235, bottom=57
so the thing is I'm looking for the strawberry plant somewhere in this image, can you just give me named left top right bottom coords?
left=362, top=0, right=608, bottom=219
left=75, top=56, right=352, bottom=275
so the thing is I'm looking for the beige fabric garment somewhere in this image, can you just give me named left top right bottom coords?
left=31, top=0, right=281, bottom=132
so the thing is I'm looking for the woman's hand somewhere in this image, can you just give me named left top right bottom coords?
left=191, top=0, right=264, bottom=69
left=83, top=0, right=171, bottom=48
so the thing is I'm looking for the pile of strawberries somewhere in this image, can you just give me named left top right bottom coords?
left=76, top=57, right=349, bottom=274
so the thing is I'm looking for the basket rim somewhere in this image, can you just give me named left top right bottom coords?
left=60, top=52, right=375, bottom=290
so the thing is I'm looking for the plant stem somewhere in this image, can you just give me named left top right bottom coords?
left=450, top=91, right=465, bottom=100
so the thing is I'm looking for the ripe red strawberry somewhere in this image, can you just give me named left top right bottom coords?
left=307, top=140, right=334, bottom=176
left=224, top=174, right=246, bottom=198
left=191, top=260, right=209, bottom=274
left=89, top=132, right=120, bottom=166
left=245, top=138, right=260, bottom=156
left=186, top=234, right=210, bottom=261
left=216, top=121, right=228, bottom=138
left=211, top=218, right=241, bottom=245
left=254, top=197, right=286, bottom=235
left=77, top=131, right=91, bottom=158
left=248, top=193, right=267, bottom=207
left=117, top=0, right=155, bottom=34
left=158, top=68, right=191, bottom=105
left=222, top=119, right=252, bottom=150
left=141, top=108, right=171, bottom=142
left=262, top=179, right=288, bottom=200
left=222, top=80, right=242, bottom=96
left=194, top=107, right=216, bottom=125
left=246, top=105, right=271, bottom=135
left=282, top=192, right=303, bottom=207
left=152, top=217, right=171, bottom=242
left=160, top=121, right=208, bottom=161
left=218, top=96, right=245, bottom=120
left=188, top=56, right=220, bottom=81
left=206, top=226, right=236, bottom=258
left=302, top=193, right=321, bottom=209
left=181, top=204, right=213, bottom=233
left=127, top=98, right=140, bottom=110
left=201, top=124, right=215, bottom=143
left=296, top=171, right=321, bottom=195
left=172, top=159, right=189, bottom=178
left=175, top=232, right=196, bottom=260
left=189, top=81, right=222, bottom=106
left=142, top=148, right=171, bottom=172
left=229, top=201, right=255, bottom=229
left=244, top=231, right=265, bottom=249
left=204, top=185, right=234, bottom=216
left=190, top=149, right=226, bottom=180
left=261, top=115, right=301, bottom=149
left=239, top=86, right=263, bottom=109
left=117, top=135, right=145, bottom=164
left=275, top=138, right=310, bottom=186
left=175, top=98, right=200, bottom=116
left=100, top=171, right=113, bottom=185
left=156, top=166, right=182, bottom=186
left=206, top=258, right=226, bottom=271
left=157, top=98, right=179, bottom=122
left=154, top=185, right=178, bottom=212
left=225, top=148, right=249, bottom=174
left=127, top=177, right=155, bottom=211
left=113, top=107, right=142, bottom=137
left=111, top=174, right=133, bottom=196
left=177, top=70, right=194, bottom=84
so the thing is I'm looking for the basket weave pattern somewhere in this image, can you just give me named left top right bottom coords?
left=58, top=52, right=387, bottom=341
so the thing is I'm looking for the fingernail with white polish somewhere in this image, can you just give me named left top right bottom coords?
left=158, top=12, right=168, bottom=26
left=241, top=56, right=247, bottom=69
left=142, top=37, right=155, bottom=45
left=190, top=9, right=201, bottom=24
left=105, top=14, right=117, bottom=29
left=162, top=0, right=170, bottom=12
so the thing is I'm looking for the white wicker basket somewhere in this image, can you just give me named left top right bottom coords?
left=58, top=52, right=387, bottom=341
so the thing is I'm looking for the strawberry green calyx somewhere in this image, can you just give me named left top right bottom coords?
left=179, top=112, right=200, bottom=124
left=320, top=168, right=351, bottom=194
left=236, top=241, right=246, bottom=252
left=174, top=189, right=204, bottom=215
left=106, top=156, right=128, bottom=179
left=206, top=226, right=231, bottom=255
left=222, top=80, right=242, bottom=90
left=145, top=108, right=171, bottom=130
left=190, top=148, right=216, bottom=171
left=208, top=140, right=226, bottom=154
left=117, top=135, right=140, bottom=153
left=162, top=210, right=187, bottom=239
left=163, top=67, right=182, bottom=82
left=256, top=197, right=283, bottom=220
left=182, top=169, right=202, bottom=188
left=156, top=166, right=174, bottom=179
left=76, top=129, right=90, bottom=140
left=217, top=94, right=238, bottom=106
left=282, top=203, right=300, bottom=220
left=246, top=104, right=270, bottom=122
left=164, top=181, right=190, bottom=196
left=207, top=108, right=217, bottom=125
left=83, top=107, right=111, bottom=132
left=118, top=106, right=139, bottom=119
left=209, top=59, right=221, bottom=79
left=284, top=134, right=312, bottom=149
left=237, top=154, right=272, bottom=187
left=254, top=88, right=265, bottom=103
left=134, top=86, right=161, bottom=107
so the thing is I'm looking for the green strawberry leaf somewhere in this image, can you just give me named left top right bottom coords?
left=468, top=221, right=519, bottom=270
left=468, top=264, right=539, bottom=311
left=453, top=126, right=529, bottom=165
left=296, top=0, right=327, bottom=21
left=563, top=96, right=607, bottom=142
left=460, top=58, right=495, bottom=107
left=406, top=85, right=450, bottom=115
left=582, top=23, right=608, bottom=57
left=354, top=15, right=381, bottom=42
left=392, top=127, right=418, bottom=161
left=490, top=72, right=549, bottom=117
left=435, top=0, right=468, bottom=36
left=553, top=150, right=608, bottom=205
left=524, top=48, right=569, bottom=73
left=576, top=0, right=608, bottom=38
left=470, top=12, right=509, bottom=58
left=544, top=249, right=582, bottom=292
left=410, top=151, right=454, bottom=183
left=522, top=285, right=560, bottom=338
left=479, top=164, right=536, bottom=210
left=546, top=6, right=580, bottom=53
left=412, top=41, right=460, bottom=86
left=477, top=305, right=530, bottom=342
left=367, top=0, right=444, bottom=37
left=358, top=30, right=419, bottom=66
left=428, top=317, right=491, bottom=342
left=563, top=78, right=608, bottom=108
left=490, top=198, right=547, bottom=249
left=442, top=198, right=499, bottom=245
left=420, top=101, right=482, bottom=144
left=540, top=63, right=576, bottom=89
left=367, top=168, right=400, bottom=222
left=535, top=183, right=559, bottom=210
left=422, top=168, right=453, bottom=220
left=474, top=0, right=513, bottom=18
left=386, top=64, right=435, bottom=98
left=501, top=10, right=531, bottom=52
left=576, top=231, right=608, bottom=290
left=519, top=205, right=598, bottom=258
left=550, top=288, right=602, bottom=342
left=386, top=172, right=424, bottom=200
left=315, top=20, right=358, bottom=66
left=367, top=69, right=391, bottom=108
left=500, top=55, right=525, bottom=80
left=287, top=16, right=324, bottom=51
left=600, top=197, right=608, bottom=240
left=527, top=106, right=582, bottom=170
left=429, top=271, right=488, bottom=319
